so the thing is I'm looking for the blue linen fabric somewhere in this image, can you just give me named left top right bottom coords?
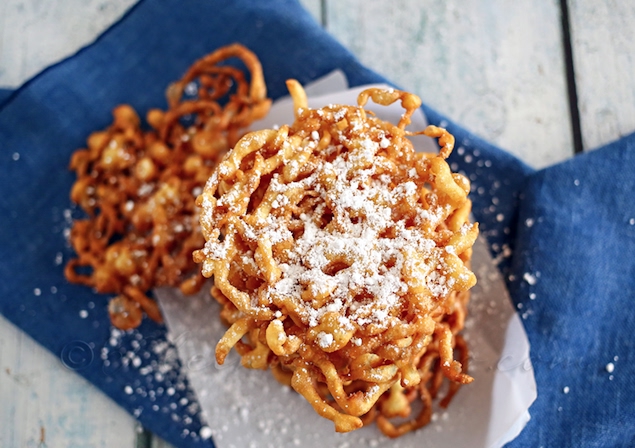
left=0, top=0, right=633, bottom=446
left=0, top=89, right=14, bottom=107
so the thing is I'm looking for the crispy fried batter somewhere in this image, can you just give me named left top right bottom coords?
left=65, top=44, right=270, bottom=329
left=194, top=81, right=478, bottom=436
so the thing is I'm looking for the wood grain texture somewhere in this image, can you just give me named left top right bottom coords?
left=151, top=435, right=177, bottom=448
left=0, top=315, right=136, bottom=448
left=326, top=0, right=573, bottom=168
left=0, top=0, right=136, bottom=88
left=0, top=0, right=322, bottom=87
left=299, top=0, right=324, bottom=25
left=569, top=0, right=635, bottom=150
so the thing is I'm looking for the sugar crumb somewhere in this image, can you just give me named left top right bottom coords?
left=523, top=272, right=537, bottom=285
left=199, top=426, right=213, bottom=440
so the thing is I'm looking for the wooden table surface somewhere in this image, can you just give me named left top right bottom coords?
left=1, top=0, right=634, bottom=446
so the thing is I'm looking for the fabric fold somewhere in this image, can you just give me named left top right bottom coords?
left=508, top=134, right=635, bottom=447
left=0, top=89, right=14, bottom=107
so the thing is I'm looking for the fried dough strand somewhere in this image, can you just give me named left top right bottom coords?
left=195, top=81, right=478, bottom=436
left=65, top=44, right=270, bottom=329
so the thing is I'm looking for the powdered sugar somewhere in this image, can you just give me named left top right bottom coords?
left=316, top=332, right=334, bottom=349
left=523, top=272, right=537, bottom=285
left=100, top=325, right=207, bottom=441
left=200, top=100, right=474, bottom=340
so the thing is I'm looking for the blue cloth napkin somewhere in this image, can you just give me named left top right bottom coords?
left=1, top=0, right=633, bottom=446
left=0, top=89, right=14, bottom=107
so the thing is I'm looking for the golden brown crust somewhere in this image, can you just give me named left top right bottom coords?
left=65, top=44, right=270, bottom=329
left=195, top=81, right=478, bottom=435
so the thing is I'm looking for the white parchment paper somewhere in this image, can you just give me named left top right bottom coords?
left=155, top=75, right=537, bottom=448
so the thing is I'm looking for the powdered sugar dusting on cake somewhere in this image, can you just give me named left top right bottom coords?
left=199, top=104, right=469, bottom=335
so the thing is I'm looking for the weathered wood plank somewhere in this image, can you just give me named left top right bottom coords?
left=151, top=434, right=177, bottom=448
left=568, top=0, right=635, bottom=150
left=0, top=0, right=136, bottom=88
left=0, top=315, right=136, bottom=448
left=325, top=0, right=573, bottom=169
left=0, top=0, right=322, bottom=87
left=299, top=0, right=324, bottom=25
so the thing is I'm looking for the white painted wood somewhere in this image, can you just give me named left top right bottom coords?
left=0, top=0, right=136, bottom=88
left=568, top=1, right=635, bottom=151
left=0, top=0, right=322, bottom=88
left=326, top=0, right=573, bottom=169
left=151, top=435, right=177, bottom=448
left=299, top=0, right=324, bottom=25
left=0, top=315, right=136, bottom=448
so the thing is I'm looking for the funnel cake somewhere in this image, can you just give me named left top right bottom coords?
left=65, top=44, right=270, bottom=329
left=194, top=80, right=478, bottom=436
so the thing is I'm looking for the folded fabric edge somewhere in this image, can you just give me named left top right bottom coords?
left=504, top=129, right=635, bottom=447
left=0, top=88, right=15, bottom=108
